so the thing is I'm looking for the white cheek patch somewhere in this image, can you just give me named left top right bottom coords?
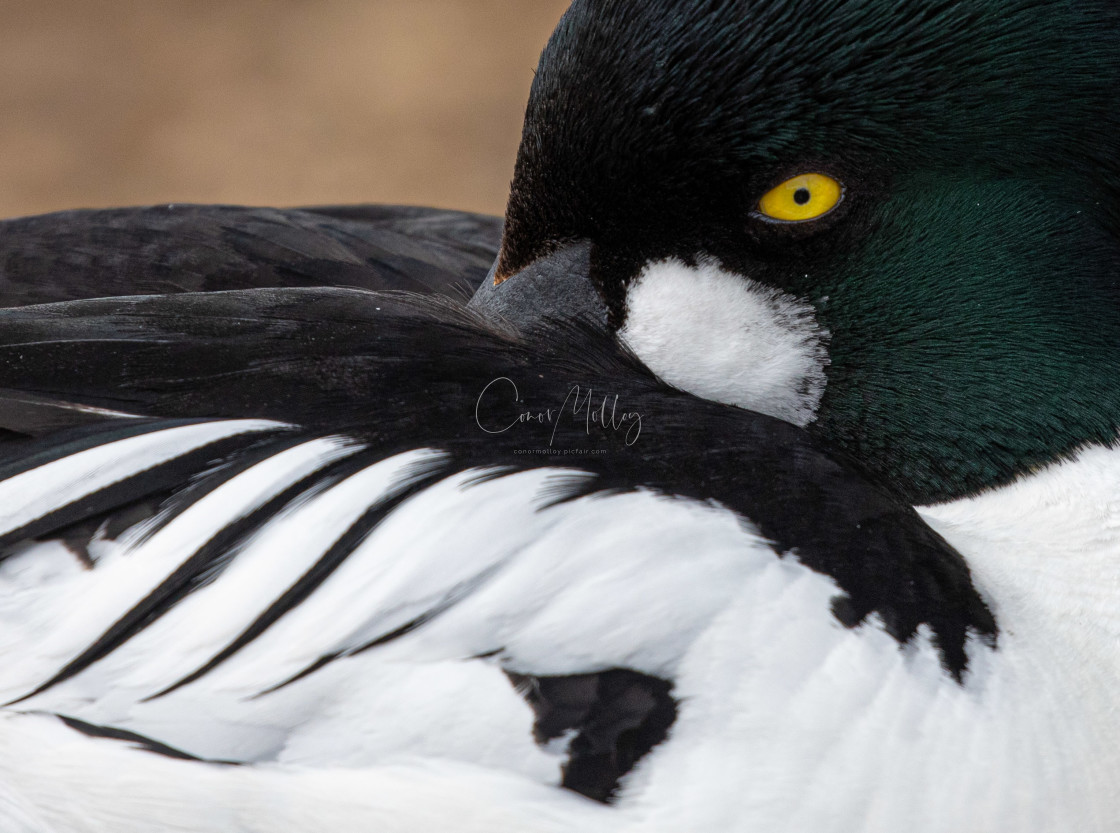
left=618, top=258, right=830, bottom=426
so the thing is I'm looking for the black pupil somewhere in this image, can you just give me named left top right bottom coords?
left=793, top=187, right=812, bottom=205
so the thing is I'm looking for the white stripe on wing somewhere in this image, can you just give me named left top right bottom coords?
left=0, top=420, right=286, bottom=536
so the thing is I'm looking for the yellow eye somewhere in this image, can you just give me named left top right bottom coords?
left=757, top=173, right=843, bottom=222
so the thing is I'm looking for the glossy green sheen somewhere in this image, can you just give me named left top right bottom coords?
left=501, top=0, right=1120, bottom=503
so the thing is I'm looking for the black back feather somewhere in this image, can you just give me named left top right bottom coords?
left=0, top=204, right=500, bottom=308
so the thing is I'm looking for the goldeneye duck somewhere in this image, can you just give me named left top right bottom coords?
left=0, top=1, right=1117, bottom=832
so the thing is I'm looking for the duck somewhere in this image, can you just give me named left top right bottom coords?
left=0, top=0, right=1118, bottom=831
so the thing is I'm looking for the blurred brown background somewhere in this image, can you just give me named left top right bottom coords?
left=0, top=0, right=571, bottom=221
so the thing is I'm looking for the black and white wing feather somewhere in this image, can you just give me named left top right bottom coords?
left=0, top=287, right=1012, bottom=832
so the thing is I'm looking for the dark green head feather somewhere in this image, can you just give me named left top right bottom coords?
left=498, top=0, right=1120, bottom=503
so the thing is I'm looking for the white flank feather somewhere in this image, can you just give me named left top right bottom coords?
left=1, top=439, right=1119, bottom=831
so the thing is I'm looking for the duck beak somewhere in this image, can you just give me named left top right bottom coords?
left=467, top=240, right=608, bottom=332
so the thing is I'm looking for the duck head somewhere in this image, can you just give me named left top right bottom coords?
left=471, top=0, right=1120, bottom=505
